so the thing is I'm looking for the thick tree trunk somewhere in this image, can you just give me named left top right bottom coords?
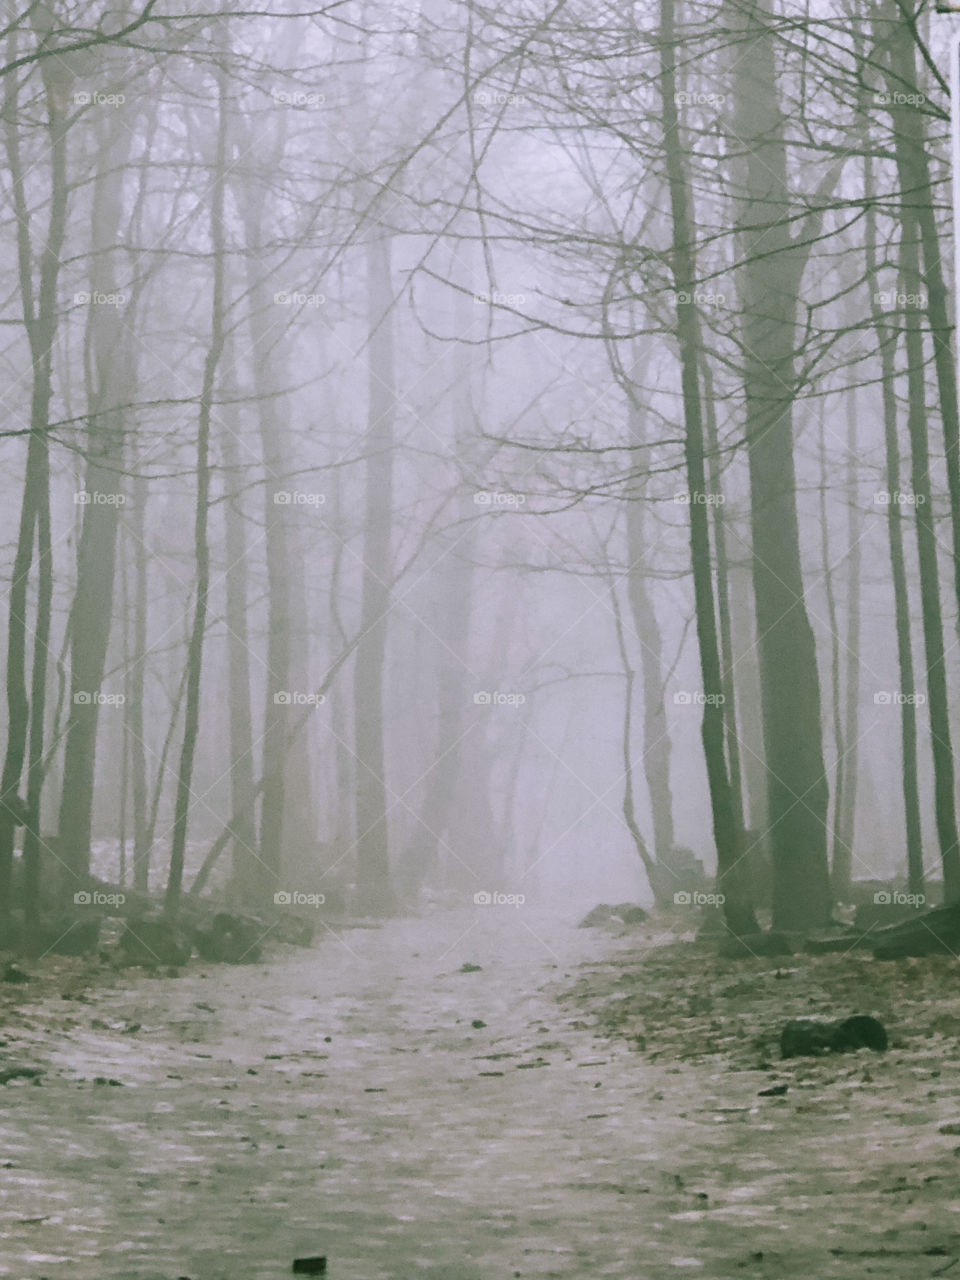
left=58, top=110, right=134, bottom=888
left=895, top=205, right=960, bottom=902
left=0, top=38, right=68, bottom=937
left=728, top=0, right=832, bottom=930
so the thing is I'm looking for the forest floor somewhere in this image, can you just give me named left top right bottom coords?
left=1, top=907, right=960, bottom=1279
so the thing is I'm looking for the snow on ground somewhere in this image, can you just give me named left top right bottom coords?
left=1, top=909, right=959, bottom=1278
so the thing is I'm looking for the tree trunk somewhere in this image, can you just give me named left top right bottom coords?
left=728, top=0, right=832, bottom=930
left=659, top=0, right=756, bottom=935
left=833, top=389, right=861, bottom=900
left=624, top=421, right=675, bottom=861
left=864, top=156, right=924, bottom=898
left=220, top=350, right=258, bottom=906
left=129, top=473, right=151, bottom=894
left=58, top=108, right=134, bottom=888
left=882, top=7, right=960, bottom=637
left=353, top=230, right=397, bottom=917
left=818, top=403, right=845, bottom=896
left=895, top=202, right=960, bottom=902
left=236, top=175, right=317, bottom=893
left=164, top=54, right=228, bottom=920
left=702, top=360, right=746, bottom=842
left=0, top=35, right=69, bottom=937
left=611, top=583, right=671, bottom=907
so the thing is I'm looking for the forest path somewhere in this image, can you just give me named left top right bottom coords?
left=0, top=908, right=957, bottom=1279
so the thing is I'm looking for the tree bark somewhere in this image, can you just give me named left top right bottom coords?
left=353, top=230, right=397, bottom=917
left=220, top=339, right=258, bottom=906
left=623, top=420, right=675, bottom=862
left=864, top=155, right=924, bottom=899
left=659, top=0, right=756, bottom=935
left=57, top=107, right=135, bottom=888
left=0, top=32, right=69, bottom=936
left=895, top=202, right=960, bottom=902
left=728, top=0, right=832, bottom=930
left=164, top=50, right=228, bottom=919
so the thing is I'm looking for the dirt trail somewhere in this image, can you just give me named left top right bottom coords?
left=1, top=909, right=958, bottom=1279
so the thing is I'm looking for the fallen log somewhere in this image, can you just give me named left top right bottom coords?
left=800, top=928, right=873, bottom=955
left=870, top=902, right=960, bottom=960
left=780, top=1015, right=888, bottom=1058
